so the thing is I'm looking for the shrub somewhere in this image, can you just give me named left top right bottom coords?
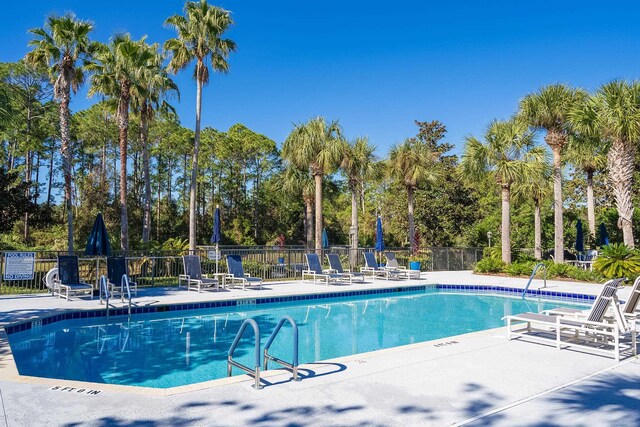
left=593, top=243, right=640, bottom=280
left=505, top=260, right=536, bottom=276
left=475, top=257, right=506, bottom=273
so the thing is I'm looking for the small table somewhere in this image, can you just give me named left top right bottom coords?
left=207, top=273, right=228, bottom=289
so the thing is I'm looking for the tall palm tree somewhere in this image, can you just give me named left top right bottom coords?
left=513, top=163, right=552, bottom=260
left=88, top=34, right=156, bottom=250
left=131, top=44, right=178, bottom=244
left=565, top=135, right=606, bottom=239
left=341, top=137, right=382, bottom=265
left=282, top=117, right=344, bottom=252
left=460, top=119, right=545, bottom=263
left=570, top=81, right=640, bottom=248
left=519, top=84, right=586, bottom=263
left=387, top=139, right=439, bottom=253
left=25, top=14, right=97, bottom=251
left=164, top=0, right=236, bottom=251
left=279, top=165, right=315, bottom=248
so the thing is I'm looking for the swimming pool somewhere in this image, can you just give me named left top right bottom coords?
left=7, top=288, right=587, bottom=388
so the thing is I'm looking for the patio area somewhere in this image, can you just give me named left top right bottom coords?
left=0, top=271, right=638, bottom=426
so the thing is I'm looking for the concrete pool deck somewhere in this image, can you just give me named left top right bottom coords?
left=0, top=271, right=638, bottom=426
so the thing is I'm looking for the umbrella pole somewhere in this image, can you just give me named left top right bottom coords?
left=216, top=243, right=219, bottom=274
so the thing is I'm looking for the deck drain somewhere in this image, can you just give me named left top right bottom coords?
left=434, top=340, right=459, bottom=348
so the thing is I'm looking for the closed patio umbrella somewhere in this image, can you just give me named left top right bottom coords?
left=84, top=213, right=111, bottom=256
left=599, top=223, right=610, bottom=247
left=375, top=216, right=385, bottom=265
left=211, top=205, right=221, bottom=273
left=322, top=228, right=329, bottom=249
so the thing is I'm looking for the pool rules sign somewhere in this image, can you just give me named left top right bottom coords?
left=3, top=252, right=35, bottom=281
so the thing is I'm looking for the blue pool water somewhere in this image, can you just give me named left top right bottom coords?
left=7, top=289, right=586, bottom=388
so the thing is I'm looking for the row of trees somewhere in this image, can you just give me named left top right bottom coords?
left=22, top=0, right=233, bottom=252
left=462, top=83, right=640, bottom=264
left=1, top=1, right=639, bottom=259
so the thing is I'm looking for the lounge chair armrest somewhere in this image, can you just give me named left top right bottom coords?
left=302, top=269, right=314, bottom=275
left=179, top=274, right=190, bottom=280
left=244, top=273, right=251, bottom=278
left=323, top=269, right=335, bottom=273
left=343, top=268, right=352, bottom=273
left=361, top=267, right=374, bottom=272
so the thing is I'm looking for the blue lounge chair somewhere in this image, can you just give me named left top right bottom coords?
left=362, top=252, right=401, bottom=280
left=326, top=253, right=365, bottom=283
left=303, top=253, right=348, bottom=285
left=107, top=257, right=137, bottom=298
left=54, top=255, right=94, bottom=300
left=226, top=255, right=263, bottom=291
left=180, top=255, right=219, bottom=292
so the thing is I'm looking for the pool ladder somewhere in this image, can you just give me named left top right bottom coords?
left=522, top=263, right=547, bottom=298
left=99, top=274, right=133, bottom=317
left=227, top=316, right=299, bottom=390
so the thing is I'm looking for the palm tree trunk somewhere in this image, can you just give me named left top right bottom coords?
left=188, top=71, right=203, bottom=252
left=117, top=86, right=130, bottom=251
left=551, top=144, right=564, bottom=263
left=59, top=88, right=74, bottom=252
left=534, top=197, right=542, bottom=260
left=608, top=138, right=635, bottom=247
left=407, top=186, right=416, bottom=253
left=586, top=170, right=596, bottom=239
left=47, top=142, right=54, bottom=209
left=141, top=106, right=152, bottom=244
left=314, top=173, right=323, bottom=253
left=23, top=149, right=32, bottom=242
left=501, top=185, right=511, bottom=264
left=304, top=196, right=314, bottom=249
left=350, top=186, right=358, bottom=268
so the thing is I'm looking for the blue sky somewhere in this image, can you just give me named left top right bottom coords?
left=2, top=1, right=640, bottom=156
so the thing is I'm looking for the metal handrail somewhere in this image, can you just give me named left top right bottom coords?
left=523, top=263, right=547, bottom=297
left=263, top=316, right=300, bottom=381
left=121, top=274, right=132, bottom=315
left=99, top=275, right=110, bottom=318
left=227, top=318, right=262, bottom=389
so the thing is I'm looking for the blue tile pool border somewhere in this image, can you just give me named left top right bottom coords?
left=2, top=284, right=597, bottom=335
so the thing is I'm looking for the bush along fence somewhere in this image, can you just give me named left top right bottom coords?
left=0, top=246, right=483, bottom=295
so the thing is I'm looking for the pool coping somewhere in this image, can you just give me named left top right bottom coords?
left=0, top=283, right=597, bottom=395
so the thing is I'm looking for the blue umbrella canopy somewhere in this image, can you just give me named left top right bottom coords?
left=321, top=228, right=329, bottom=249
left=210, top=206, right=221, bottom=244
left=575, top=219, right=584, bottom=253
left=84, top=213, right=111, bottom=256
left=599, top=223, right=610, bottom=246
left=375, top=216, right=385, bottom=252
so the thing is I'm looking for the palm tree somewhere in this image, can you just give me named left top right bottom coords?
left=164, top=0, right=236, bottom=251
left=131, top=44, right=178, bottom=244
left=565, top=135, right=606, bottom=239
left=88, top=34, right=156, bottom=250
left=387, top=139, right=439, bottom=253
left=460, top=119, right=545, bottom=263
left=279, top=165, right=315, bottom=248
left=513, top=163, right=552, bottom=260
left=282, top=117, right=344, bottom=252
left=25, top=13, right=97, bottom=251
left=341, top=137, right=382, bottom=265
left=570, top=81, right=640, bottom=248
left=519, top=84, right=586, bottom=263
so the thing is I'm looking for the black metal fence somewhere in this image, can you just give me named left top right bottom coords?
left=0, top=246, right=482, bottom=295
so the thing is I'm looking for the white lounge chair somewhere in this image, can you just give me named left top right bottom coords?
left=326, top=253, right=365, bottom=283
left=226, top=255, right=262, bottom=291
left=52, top=255, right=94, bottom=301
left=179, top=255, right=219, bottom=292
left=361, top=252, right=401, bottom=280
left=303, top=253, right=348, bottom=285
left=107, top=256, right=138, bottom=298
left=504, top=279, right=637, bottom=361
left=384, top=252, right=421, bottom=279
